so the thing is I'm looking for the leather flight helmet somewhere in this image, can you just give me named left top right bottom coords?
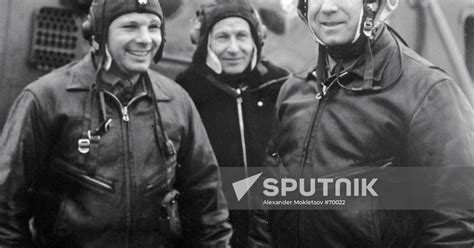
left=82, top=0, right=166, bottom=63
left=189, top=0, right=267, bottom=62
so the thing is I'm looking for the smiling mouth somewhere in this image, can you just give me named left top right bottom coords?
left=322, top=22, right=344, bottom=27
left=223, top=58, right=243, bottom=62
left=128, top=50, right=151, bottom=57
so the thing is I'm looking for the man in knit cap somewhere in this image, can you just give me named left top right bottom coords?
left=175, top=0, right=289, bottom=247
left=0, top=0, right=232, bottom=247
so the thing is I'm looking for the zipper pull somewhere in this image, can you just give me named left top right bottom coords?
left=121, top=106, right=129, bottom=122
left=236, top=88, right=243, bottom=104
left=322, top=84, right=329, bottom=96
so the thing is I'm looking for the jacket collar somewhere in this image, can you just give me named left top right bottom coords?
left=147, top=71, right=172, bottom=101
left=65, top=53, right=171, bottom=101
left=303, top=26, right=403, bottom=89
left=347, top=26, right=403, bottom=87
left=65, top=53, right=96, bottom=91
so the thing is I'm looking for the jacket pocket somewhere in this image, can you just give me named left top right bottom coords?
left=355, top=156, right=397, bottom=168
left=144, top=158, right=178, bottom=195
left=322, top=156, right=398, bottom=180
left=52, top=158, right=115, bottom=194
left=144, top=173, right=167, bottom=195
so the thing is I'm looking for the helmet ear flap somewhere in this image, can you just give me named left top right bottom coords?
left=258, top=23, right=267, bottom=43
left=189, top=9, right=204, bottom=45
left=82, top=14, right=94, bottom=41
left=153, top=21, right=166, bottom=63
left=363, top=0, right=399, bottom=38
left=252, top=7, right=267, bottom=45
left=190, top=3, right=217, bottom=45
left=153, top=39, right=165, bottom=63
left=297, top=0, right=308, bottom=22
left=373, top=0, right=399, bottom=28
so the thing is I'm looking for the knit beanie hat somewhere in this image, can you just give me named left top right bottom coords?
left=191, top=0, right=266, bottom=67
left=83, top=0, right=165, bottom=63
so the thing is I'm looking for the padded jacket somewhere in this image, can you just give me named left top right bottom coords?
left=0, top=54, right=232, bottom=248
left=176, top=59, right=288, bottom=248
left=252, top=27, right=474, bottom=247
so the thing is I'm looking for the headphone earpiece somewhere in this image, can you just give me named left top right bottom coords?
left=258, top=23, right=267, bottom=42
left=189, top=9, right=204, bottom=45
left=297, top=0, right=308, bottom=22
left=252, top=7, right=267, bottom=44
left=154, top=37, right=165, bottom=63
left=82, top=14, right=94, bottom=41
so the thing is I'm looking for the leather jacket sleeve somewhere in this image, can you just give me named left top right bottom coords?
left=175, top=95, right=232, bottom=248
left=406, top=80, right=474, bottom=247
left=0, top=90, right=50, bottom=247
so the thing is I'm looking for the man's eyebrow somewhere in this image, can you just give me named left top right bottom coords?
left=236, top=29, right=250, bottom=33
left=151, top=19, right=162, bottom=24
left=213, top=30, right=229, bottom=35
left=120, top=20, right=139, bottom=25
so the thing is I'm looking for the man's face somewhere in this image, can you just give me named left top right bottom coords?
left=307, top=0, right=362, bottom=46
left=107, top=13, right=162, bottom=77
left=209, top=17, right=254, bottom=75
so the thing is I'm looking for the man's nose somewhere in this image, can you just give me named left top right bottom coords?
left=135, top=27, right=152, bottom=44
left=320, top=0, right=339, bottom=13
left=226, top=38, right=240, bottom=53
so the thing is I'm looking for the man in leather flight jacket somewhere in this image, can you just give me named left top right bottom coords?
left=0, top=0, right=232, bottom=247
left=250, top=0, right=474, bottom=247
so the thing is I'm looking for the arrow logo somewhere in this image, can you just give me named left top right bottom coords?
left=232, top=173, right=262, bottom=201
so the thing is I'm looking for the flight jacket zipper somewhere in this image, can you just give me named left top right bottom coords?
left=103, top=89, right=148, bottom=246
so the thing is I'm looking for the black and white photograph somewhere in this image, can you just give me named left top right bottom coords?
left=0, top=0, right=473, bottom=247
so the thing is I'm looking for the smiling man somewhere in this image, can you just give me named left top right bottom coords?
left=250, top=0, right=474, bottom=247
left=175, top=0, right=289, bottom=247
left=0, top=0, right=232, bottom=247
left=209, top=17, right=254, bottom=75
left=107, top=12, right=162, bottom=76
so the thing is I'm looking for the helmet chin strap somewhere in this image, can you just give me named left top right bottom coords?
left=333, top=4, right=369, bottom=61
left=103, top=44, right=113, bottom=71
left=351, top=6, right=365, bottom=43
